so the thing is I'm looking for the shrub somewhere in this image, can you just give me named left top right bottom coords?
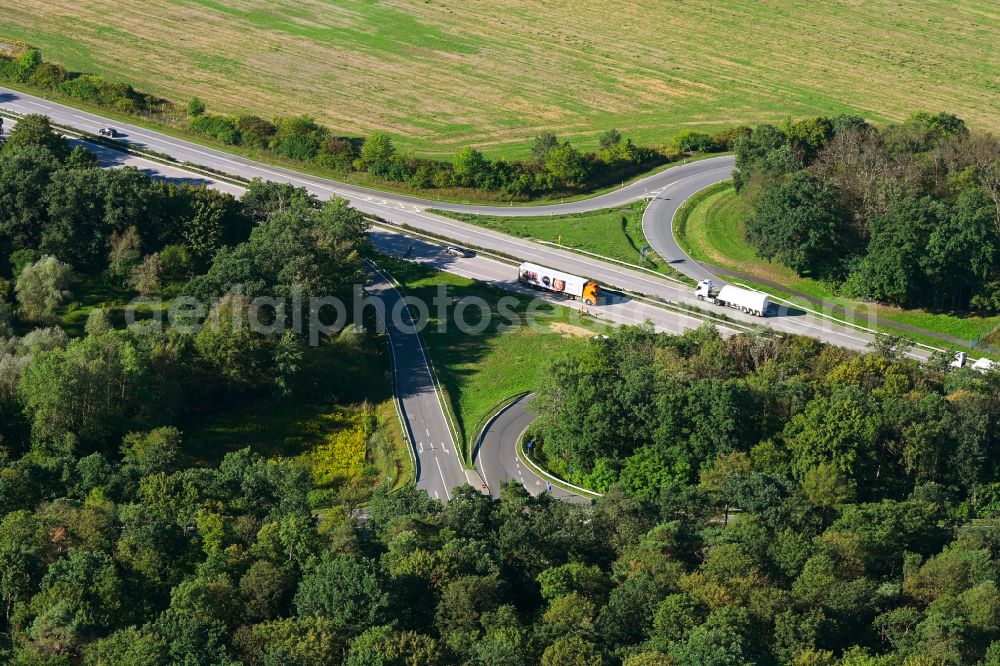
left=189, top=114, right=241, bottom=145
left=357, top=132, right=396, bottom=172
left=27, top=61, right=67, bottom=89
left=599, top=128, right=623, bottom=150
left=59, top=74, right=145, bottom=114
left=316, top=137, right=356, bottom=171
left=273, top=116, right=324, bottom=160
left=971, top=282, right=1000, bottom=314
left=673, top=130, right=717, bottom=153
left=187, top=97, right=206, bottom=117
left=0, top=48, right=42, bottom=83
left=710, top=126, right=752, bottom=151
left=306, top=422, right=367, bottom=486
left=237, top=115, right=277, bottom=149
left=276, top=134, right=318, bottom=161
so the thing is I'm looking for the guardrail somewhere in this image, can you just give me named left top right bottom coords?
left=515, top=428, right=603, bottom=499
left=469, top=391, right=531, bottom=465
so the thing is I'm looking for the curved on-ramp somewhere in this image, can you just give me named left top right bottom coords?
left=473, top=394, right=594, bottom=504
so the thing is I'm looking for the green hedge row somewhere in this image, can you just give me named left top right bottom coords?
left=1, top=44, right=740, bottom=199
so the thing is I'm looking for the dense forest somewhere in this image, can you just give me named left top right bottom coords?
left=528, top=325, right=1000, bottom=664
left=3, top=309, right=1000, bottom=664
left=734, top=113, right=1000, bottom=313
left=0, top=44, right=734, bottom=199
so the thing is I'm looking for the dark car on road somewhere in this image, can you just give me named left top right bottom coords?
left=99, top=127, right=119, bottom=138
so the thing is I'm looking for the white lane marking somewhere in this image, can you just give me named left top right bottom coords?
left=425, top=428, right=430, bottom=437
left=379, top=277, right=460, bottom=458
left=434, top=491, right=439, bottom=500
left=480, top=458, right=490, bottom=490
left=441, top=441, right=449, bottom=454
left=418, top=442, right=424, bottom=453
left=435, top=457, right=451, bottom=501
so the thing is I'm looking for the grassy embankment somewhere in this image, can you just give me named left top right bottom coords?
left=675, top=183, right=1000, bottom=350
left=375, top=256, right=611, bottom=461
left=432, top=204, right=692, bottom=284
left=7, top=0, right=998, bottom=157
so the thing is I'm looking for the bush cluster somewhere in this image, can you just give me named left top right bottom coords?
left=0, top=46, right=174, bottom=117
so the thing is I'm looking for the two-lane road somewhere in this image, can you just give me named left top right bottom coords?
left=0, top=86, right=732, bottom=217
left=366, top=265, right=470, bottom=501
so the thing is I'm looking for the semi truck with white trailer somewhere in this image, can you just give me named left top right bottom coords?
left=695, top=279, right=769, bottom=317
left=518, top=263, right=600, bottom=305
left=950, top=352, right=998, bottom=373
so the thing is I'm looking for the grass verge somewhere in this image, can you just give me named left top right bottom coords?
left=675, top=183, right=1000, bottom=350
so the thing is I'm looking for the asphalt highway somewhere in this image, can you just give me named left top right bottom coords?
left=0, top=87, right=943, bottom=504
left=1, top=87, right=922, bottom=359
left=366, top=265, right=471, bottom=501
left=367, top=227, right=748, bottom=338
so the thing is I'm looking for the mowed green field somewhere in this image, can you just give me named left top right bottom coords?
left=5, top=0, right=998, bottom=157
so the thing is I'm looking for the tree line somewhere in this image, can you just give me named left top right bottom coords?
left=734, top=113, right=1000, bottom=312
left=0, top=45, right=738, bottom=200
left=523, top=324, right=1000, bottom=664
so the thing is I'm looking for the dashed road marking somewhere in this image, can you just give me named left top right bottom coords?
left=435, top=457, right=451, bottom=501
